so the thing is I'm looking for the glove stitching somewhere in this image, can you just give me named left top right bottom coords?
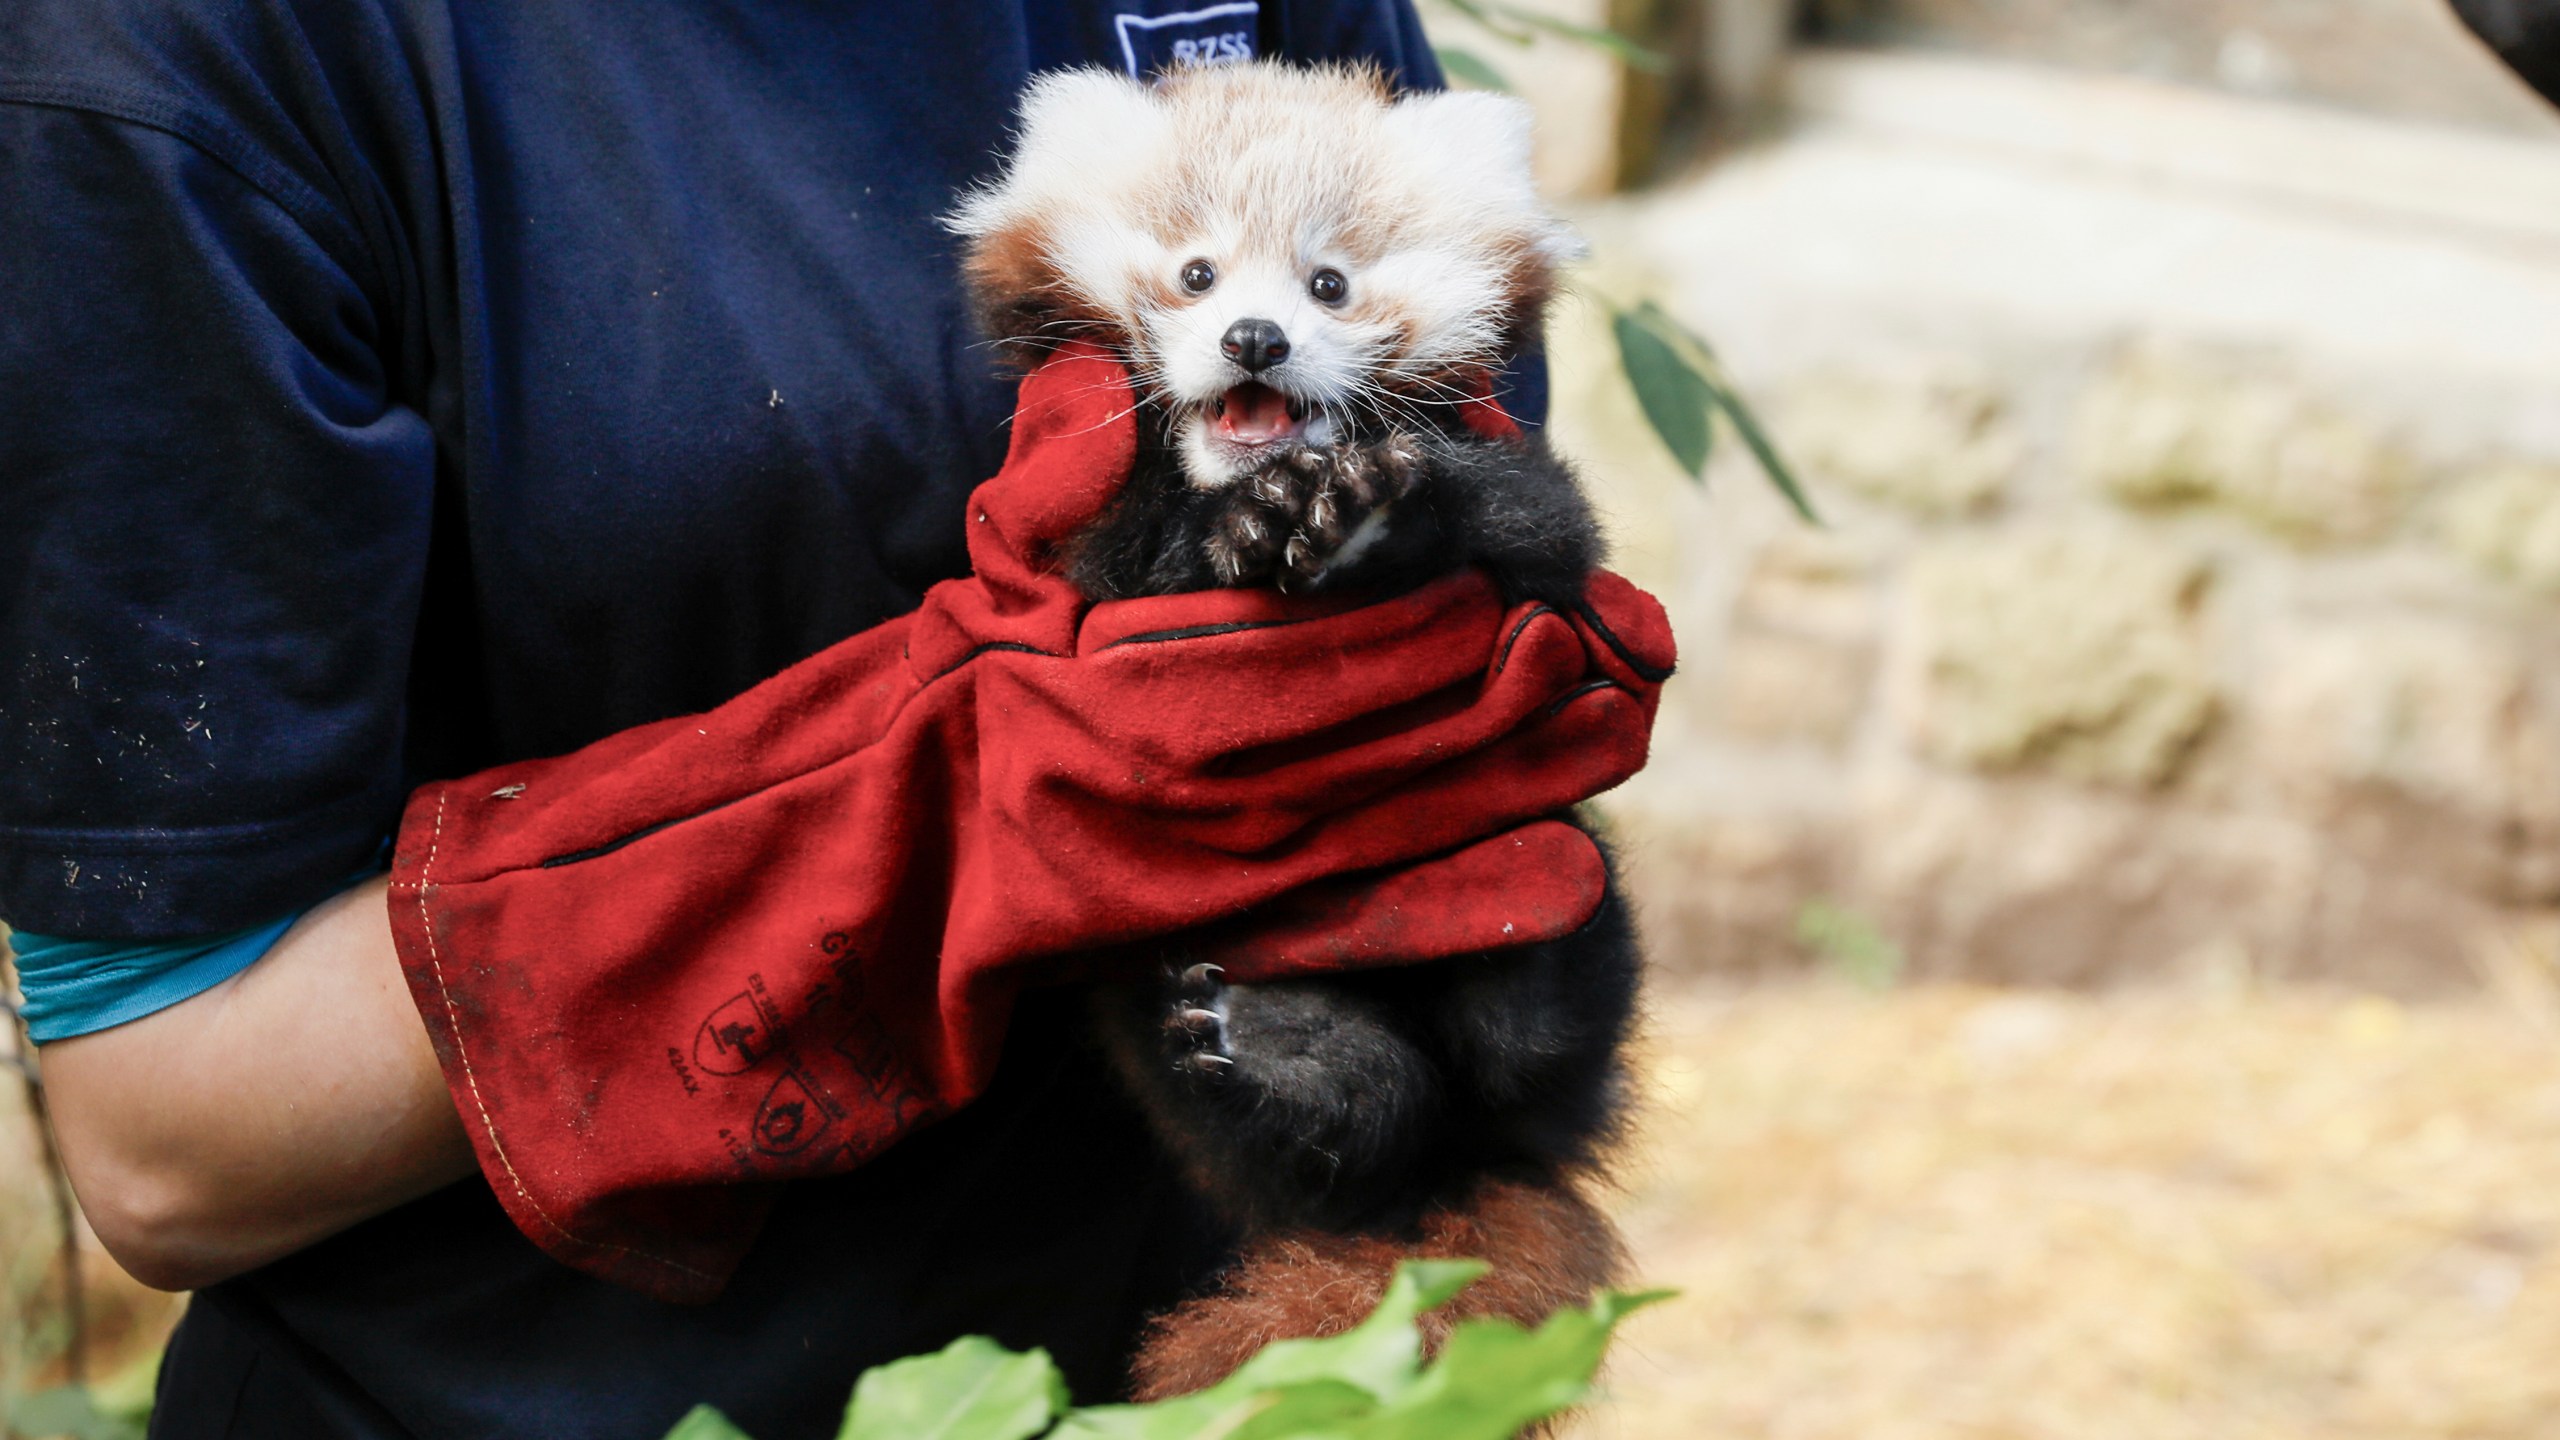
left=412, top=786, right=719, bottom=1284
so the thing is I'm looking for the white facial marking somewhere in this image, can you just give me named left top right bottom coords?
left=949, top=63, right=1577, bottom=488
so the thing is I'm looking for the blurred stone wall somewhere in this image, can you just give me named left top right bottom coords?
left=1531, top=48, right=2560, bottom=989
left=1813, top=0, right=2560, bottom=136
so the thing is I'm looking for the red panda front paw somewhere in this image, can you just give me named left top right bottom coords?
left=1165, top=961, right=1235, bottom=1077
left=1204, top=434, right=1425, bottom=589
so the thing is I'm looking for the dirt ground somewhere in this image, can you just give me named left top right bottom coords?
left=1575, top=975, right=2560, bottom=1439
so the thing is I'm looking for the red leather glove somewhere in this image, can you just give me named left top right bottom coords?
left=388, top=343, right=1674, bottom=1300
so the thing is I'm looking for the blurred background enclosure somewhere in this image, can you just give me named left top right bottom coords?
left=1419, top=1, right=2560, bottom=1435
left=1454, top=0, right=2560, bottom=993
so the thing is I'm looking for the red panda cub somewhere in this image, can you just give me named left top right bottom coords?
left=948, top=61, right=1643, bottom=1399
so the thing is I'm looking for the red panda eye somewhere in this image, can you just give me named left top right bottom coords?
left=1180, top=260, right=1216, bottom=294
left=1309, top=268, right=1348, bottom=304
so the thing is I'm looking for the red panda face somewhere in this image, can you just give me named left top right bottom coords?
left=948, top=62, right=1579, bottom=487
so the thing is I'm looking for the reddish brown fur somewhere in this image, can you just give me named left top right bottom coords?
left=959, top=217, right=1130, bottom=352
left=1129, top=1178, right=1627, bottom=1405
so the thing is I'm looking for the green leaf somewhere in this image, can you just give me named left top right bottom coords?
left=1049, top=1393, right=1264, bottom=1440
left=1343, top=1288, right=1676, bottom=1440
left=1219, top=1258, right=1484, bottom=1401
left=1435, top=0, right=1538, bottom=46
left=1620, top=300, right=1823, bottom=524
left=1492, top=8, right=1674, bottom=72
left=1225, top=1380, right=1380, bottom=1440
left=1436, top=0, right=1672, bottom=70
left=1052, top=1260, right=1485, bottom=1440
left=1705, top=376, right=1821, bottom=525
left=839, top=1336, right=1070, bottom=1440
left=1611, top=305, right=1716, bottom=479
left=664, top=1405, right=759, bottom=1440
left=1433, top=45, right=1512, bottom=91
left=663, top=1261, right=1665, bottom=1440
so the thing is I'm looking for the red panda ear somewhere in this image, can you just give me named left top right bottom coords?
left=947, top=67, right=1172, bottom=356
left=957, top=218, right=1067, bottom=349
left=1384, top=90, right=1540, bottom=190
left=1379, top=90, right=1582, bottom=351
left=1011, top=67, right=1169, bottom=167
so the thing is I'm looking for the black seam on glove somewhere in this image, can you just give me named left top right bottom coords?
left=1097, top=620, right=1284, bottom=649
left=1569, top=599, right=1675, bottom=685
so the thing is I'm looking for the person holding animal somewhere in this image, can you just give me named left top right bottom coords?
left=0, top=3, right=1666, bottom=1436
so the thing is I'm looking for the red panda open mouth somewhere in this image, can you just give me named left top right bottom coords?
left=1209, top=382, right=1312, bottom=447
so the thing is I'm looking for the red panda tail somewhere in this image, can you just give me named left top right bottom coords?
left=1128, top=1177, right=1627, bottom=1409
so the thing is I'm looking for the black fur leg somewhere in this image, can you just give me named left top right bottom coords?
left=1094, top=961, right=1444, bottom=1234
left=1417, top=871, right=1640, bottom=1177
left=1092, top=832, right=1640, bottom=1236
left=1407, top=430, right=1600, bottom=610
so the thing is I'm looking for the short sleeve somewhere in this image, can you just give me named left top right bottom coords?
left=0, top=102, right=433, bottom=939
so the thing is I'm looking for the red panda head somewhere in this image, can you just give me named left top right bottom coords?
left=947, top=62, right=1579, bottom=486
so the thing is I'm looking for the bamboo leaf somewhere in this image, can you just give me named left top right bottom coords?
left=1433, top=45, right=1513, bottom=91
left=1435, top=0, right=1539, bottom=45
left=1611, top=305, right=1716, bottom=478
left=1627, top=300, right=1822, bottom=524
left=1474, top=4, right=1673, bottom=72
left=1705, top=377, right=1821, bottom=525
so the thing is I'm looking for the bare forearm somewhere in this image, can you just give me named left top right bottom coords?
left=39, top=875, right=475, bottom=1290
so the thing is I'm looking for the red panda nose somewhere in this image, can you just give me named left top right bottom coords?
left=1221, top=318, right=1290, bottom=373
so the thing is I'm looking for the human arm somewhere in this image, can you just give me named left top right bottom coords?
left=0, top=104, right=444, bottom=1279
left=33, top=876, right=474, bottom=1290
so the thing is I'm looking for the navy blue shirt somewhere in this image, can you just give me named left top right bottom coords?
left=0, top=2, right=1446, bottom=1435
left=0, top=0, right=1443, bottom=941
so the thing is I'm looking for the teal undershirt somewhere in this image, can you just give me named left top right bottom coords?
left=8, top=866, right=381, bottom=1044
